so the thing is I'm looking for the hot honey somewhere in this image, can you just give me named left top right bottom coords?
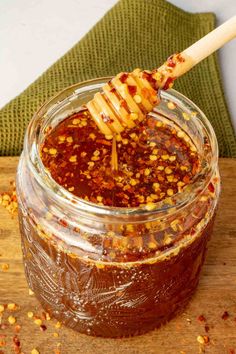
left=17, top=83, right=220, bottom=338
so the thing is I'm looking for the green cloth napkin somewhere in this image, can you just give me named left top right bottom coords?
left=0, top=0, right=235, bottom=157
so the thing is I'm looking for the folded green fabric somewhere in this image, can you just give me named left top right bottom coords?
left=0, top=0, right=235, bottom=156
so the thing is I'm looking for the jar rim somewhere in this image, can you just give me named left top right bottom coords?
left=24, top=77, right=218, bottom=221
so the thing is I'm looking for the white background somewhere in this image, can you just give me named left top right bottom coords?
left=0, top=0, right=235, bottom=130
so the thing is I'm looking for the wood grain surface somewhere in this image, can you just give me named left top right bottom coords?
left=0, top=157, right=236, bottom=354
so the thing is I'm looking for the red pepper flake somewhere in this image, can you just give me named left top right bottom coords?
left=229, top=349, right=235, bottom=354
left=41, top=312, right=46, bottom=320
left=40, top=324, right=47, bottom=331
left=204, top=325, right=210, bottom=333
left=59, top=219, right=68, bottom=228
left=96, top=139, right=112, bottom=146
left=176, top=53, right=185, bottom=63
left=0, top=181, right=18, bottom=215
left=0, top=339, right=6, bottom=347
left=53, top=349, right=61, bottom=354
left=203, top=336, right=210, bottom=344
left=208, top=182, right=215, bottom=193
left=222, top=311, right=229, bottom=320
left=197, top=315, right=206, bottom=322
left=101, top=113, right=114, bottom=124
left=12, top=335, right=20, bottom=346
left=197, top=335, right=210, bottom=345
left=14, top=325, right=21, bottom=333
left=119, top=73, right=128, bottom=83
left=163, top=77, right=175, bottom=90
left=142, top=71, right=152, bottom=82
left=183, top=175, right=190, bottom=184
left=167, top=55, right=176, bottom=68
left=127, top=85, right=137, bottom=96
left=12, top=335, right=21, bottom=353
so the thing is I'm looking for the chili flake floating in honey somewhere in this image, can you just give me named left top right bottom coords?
left=40, top=109, right=200, bottom=208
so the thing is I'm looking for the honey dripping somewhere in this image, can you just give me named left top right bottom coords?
left=111, top=135, right=118, bottom=172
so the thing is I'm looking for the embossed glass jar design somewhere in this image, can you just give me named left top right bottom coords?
left=16, top=79, right=220, bottom=338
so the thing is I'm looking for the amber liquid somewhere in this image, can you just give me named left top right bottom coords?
left=19, top=205, right=214, bottom=337
left=40, top=110, right=200, bottom=207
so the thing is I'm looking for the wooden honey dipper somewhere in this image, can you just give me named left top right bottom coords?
left=86, top=16, right=236, bottom=137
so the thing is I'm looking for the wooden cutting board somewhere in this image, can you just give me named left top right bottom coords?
left=0, top=157, right=236, bottom=354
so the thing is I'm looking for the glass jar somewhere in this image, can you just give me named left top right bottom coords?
left=16, top=78, right=220, bottom=338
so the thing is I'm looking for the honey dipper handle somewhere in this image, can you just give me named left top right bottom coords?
left=184, top=16, right=236, bottom=63
left=159, top=16, right=236, bottom=81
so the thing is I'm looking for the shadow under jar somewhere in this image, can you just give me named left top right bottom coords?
left=16, top=78, right=220, bottom=338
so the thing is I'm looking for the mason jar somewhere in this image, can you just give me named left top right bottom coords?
left=16, top=78, right=220, bottom=338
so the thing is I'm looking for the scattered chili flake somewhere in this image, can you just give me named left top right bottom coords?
left=7, top=303, right=18, bottom=311
left=166, top=55, right=176, bottom=68
left=197, top=335, right=205, bottom=344
left=45, top=313, right=51, bottom=321
left=8, top=316, right=16, bottom=325
left=12, top=334, right=21, bottom=353
left=34, top=319, right=42, bottom=326
left=27, top=312, right=34, bottom=319
left=0, top=339, right=6, bottom=347
left=222, top=311, right=229, bottom=320
left=66, top=136, right=73, bottom=143
left=53, top=332, right=59, bottom=338
left=162, top=77, right=175, bottom=90
left=1, top=264, right=9, bottom=271
left=49, top=148, right=57, bottom=155
left=0, top=181, right=18, bottom=215
left=182, top=112, right=190, bottom=121
left=208, top=182, right=215, bottom=193
left=14, top=324, right=21, bottom=333
left=55, top=321, right=61, bottom=329
left=59, top=219, right=68, bottom=228
left=53, top=350, right=61, bottom=354
left=40, top=324, right=47, bottom=331
left=101, top=113, right=113, bottom=124
left=204, top=325, right=210, bottom=333
left=28, top=289, right=34, bottom=296
left=229, top=349, right=235, bottom=354
left=197, top=315, right=206, bottom=323
left=167, top=101, right=176, bottom=110
left=203, top=336, right=210, bottom=344
left=127, top=85, right=137, bottom=96
left=31, top=349, right=40, bottom=354
left=119, top=73, right=128, bottom=83
left=197, top=335, right=209, bottom=345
